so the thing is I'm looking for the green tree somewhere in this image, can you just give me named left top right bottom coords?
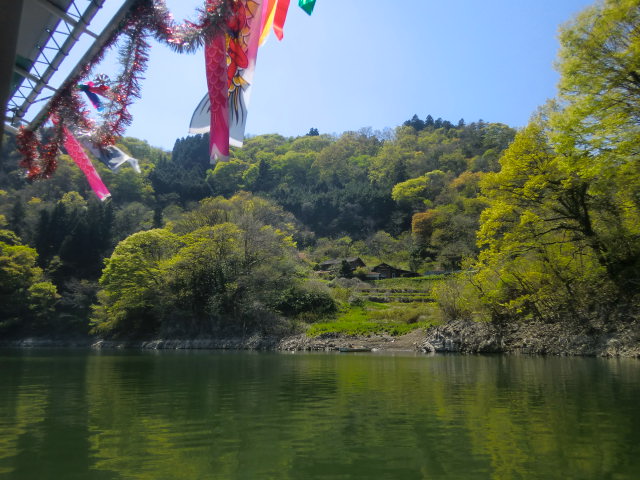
left=392, top=176, right=431, bottom=208
left=403, top=114, right=425, bottom=131
left=118, top=136, right=169, bottom=164
left=465, top=0, right=640, bottom=325
left=391, top=170, right=447, bottom=209
left=439, top=149, right=468, bottom=175
left=113, top=202, right=154, bottom=242
left=104, top=167, right=154, bottom=204
left=551, top=0, right=640, bottom=291
left=165, top=220, right=301, bottom=334
left=366, top=231, right=399, bottom=260
left=205, top=159, right=251, bottom=196
left=165, top=223, right=244, bottom=327
left=172, top=192, right=298, bottom=237
left=313, top=131, right=380, bottom=186
left=474, top=114, right=636, bottom=325
left=91, top=229, right=183, bottom=337
left=554, top=0, right=640, bottom=166
left=0, top=231, right=59, bottom=334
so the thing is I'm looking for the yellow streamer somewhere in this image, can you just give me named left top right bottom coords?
left=259, top=0, right=277, bottom=45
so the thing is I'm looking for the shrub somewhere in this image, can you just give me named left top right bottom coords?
left=273, top=284, right=336, bottom=317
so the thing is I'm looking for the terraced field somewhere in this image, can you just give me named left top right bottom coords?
left=351, top=276, right=444, bottom=303
left=306, top=276, right=446, bottom=337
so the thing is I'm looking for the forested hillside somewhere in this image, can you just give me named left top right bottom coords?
left=0, top=116, right=513, bottom=338
left=1, top=0, right=638, bottom=344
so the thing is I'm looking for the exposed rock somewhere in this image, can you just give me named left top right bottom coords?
left=92, top=336, right=281, bottom=350
left=4, top=319, right=640, bottom=357
left=419, top=318, right=640, bottom=357
left=0, top=337, right=92, bottom=348
left=277, top=329, right=428, bottom=352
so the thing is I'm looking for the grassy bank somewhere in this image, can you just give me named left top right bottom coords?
left=307, top=276, right=445, bottom=337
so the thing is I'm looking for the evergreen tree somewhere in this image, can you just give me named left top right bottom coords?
left=404, top=114, right=425, bottom=131
left=425, top=115, right=435, bottom=129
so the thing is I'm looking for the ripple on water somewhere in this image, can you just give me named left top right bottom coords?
left=1, top=352, right=639, bottom=479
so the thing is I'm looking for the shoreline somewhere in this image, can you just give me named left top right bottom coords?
left=2, top=319, right=640, bottom=357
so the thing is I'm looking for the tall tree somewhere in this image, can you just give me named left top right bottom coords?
left=91, top=229, right=183, bottom=337
left=554, top=0, right=640, bottom=166
left=0, top=225, right=59, bottom=334
left=465, top=0, right=640, bottom=326
left=552, top=0, right=640, bottom=291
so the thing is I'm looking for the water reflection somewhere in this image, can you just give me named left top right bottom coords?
left=0, top=350, right=638, bottom=479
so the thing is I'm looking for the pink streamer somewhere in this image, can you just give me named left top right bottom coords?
left=205, top=31, right=229, bottom=163
left=205, top=0, right=230, bottom=163
left=205, top=0, right=263, bottom=162
left=246, top=1, right=263, bottom=67
left=62, top=127, right=111, bottom=201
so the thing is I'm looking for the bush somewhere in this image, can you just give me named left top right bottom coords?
left=273, top=284, right=336, bottom=317
left=432, top=272, right=487, bottom=322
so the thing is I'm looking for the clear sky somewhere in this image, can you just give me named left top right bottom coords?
left=69, top=0, right=597, bottom=150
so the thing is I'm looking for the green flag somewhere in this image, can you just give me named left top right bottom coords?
left=298, top=0, right=316, bottom=15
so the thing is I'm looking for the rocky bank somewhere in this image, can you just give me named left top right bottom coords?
left=419, top=318, right=640, bottom=357
left=3, top=319, right=640, bottom=356
left=279, top=318, right=640, bottom=356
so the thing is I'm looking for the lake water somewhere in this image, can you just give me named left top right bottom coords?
left=0, top=350, right=639, bottom=479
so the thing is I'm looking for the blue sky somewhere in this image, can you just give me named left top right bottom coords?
left=78, top=0, right=595, bottom=150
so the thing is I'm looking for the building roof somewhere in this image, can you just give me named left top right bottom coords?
left=318, top=257, right=365, bottom=267
left=372, top=263, right=421, bottom=277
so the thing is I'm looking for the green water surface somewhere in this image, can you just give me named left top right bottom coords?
left=0, top=350, right=638, bottom=479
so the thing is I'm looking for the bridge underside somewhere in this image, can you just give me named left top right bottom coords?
left=1, top=0, right=133, bottom=146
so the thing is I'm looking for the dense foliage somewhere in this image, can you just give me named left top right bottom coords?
left=0, top=215, right=59, bottom=335
left=439, top=0, right=640, bottom=328
left=1, top=0, right=636, bottom=340
left=92, top=194, right=334, bottom=338
left=0, top=106, right=512, bottom=338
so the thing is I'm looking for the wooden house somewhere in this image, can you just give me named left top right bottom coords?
left=318, top=257, right=366, bottom=272
left=372, top=263, right=421, bottom=279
